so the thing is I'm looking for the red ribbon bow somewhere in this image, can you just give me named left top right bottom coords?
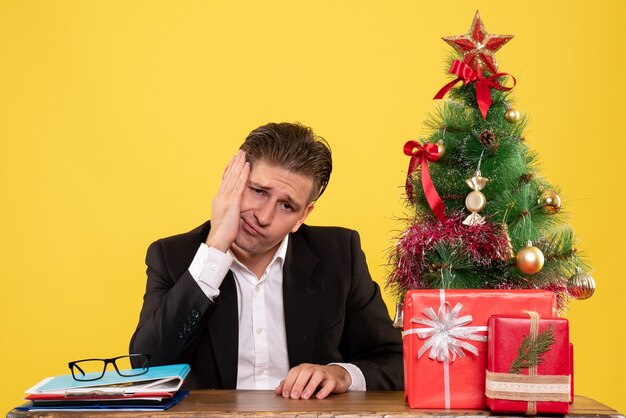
left=404, top=141, right=446, bottom=223
left=434, top=60, right=516, bottom=119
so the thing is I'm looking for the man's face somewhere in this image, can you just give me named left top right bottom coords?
left=232, top=160, right=315, bottom=260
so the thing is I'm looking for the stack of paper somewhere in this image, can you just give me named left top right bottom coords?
left=16, top=364, right=191, bottom=412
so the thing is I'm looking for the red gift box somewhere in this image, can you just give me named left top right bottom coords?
left=486, top=313, right=572, bottom=415
left=403, top=289, right=556, bottom=409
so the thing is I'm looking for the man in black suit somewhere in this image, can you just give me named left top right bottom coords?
left=130, top=122, right=403, bottom=399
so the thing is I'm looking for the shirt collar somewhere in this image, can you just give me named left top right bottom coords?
left=273, top=234, right=289, bottom=268
left=229, top=234, right=290, bottom=274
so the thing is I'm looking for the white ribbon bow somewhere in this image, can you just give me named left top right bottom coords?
left=409, top=302, right=488, bottom=362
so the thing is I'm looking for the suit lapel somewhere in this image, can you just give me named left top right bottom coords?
left=207, top=271, right=238, bottom=388
left=283, top=231, right=322, bottom=367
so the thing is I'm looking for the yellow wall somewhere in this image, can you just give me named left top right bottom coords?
left=1, top=1, right=624, bottom=413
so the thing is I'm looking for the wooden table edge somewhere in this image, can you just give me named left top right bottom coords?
left=6, top=391, right=624, bottom=418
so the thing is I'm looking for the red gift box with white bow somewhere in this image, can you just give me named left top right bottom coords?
left=403, top=289, right=556, bottom=409
left=486, top=313, right=572, bottom=414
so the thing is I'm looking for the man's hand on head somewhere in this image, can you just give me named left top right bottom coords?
left=274, top=364, right=352, bottom=400
left=205, top=150, right=250, bottom=252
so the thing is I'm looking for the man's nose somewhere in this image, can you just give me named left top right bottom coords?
left=254, top=201, right=274, bottom=226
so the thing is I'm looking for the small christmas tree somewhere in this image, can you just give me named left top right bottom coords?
left=388, top=11, right=595, bottom=312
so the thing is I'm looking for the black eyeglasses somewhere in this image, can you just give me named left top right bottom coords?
left=68, top=354, right=151, bottom=381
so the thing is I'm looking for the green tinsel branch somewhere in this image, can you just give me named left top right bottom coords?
left=509, top=324, right=556, bottom=374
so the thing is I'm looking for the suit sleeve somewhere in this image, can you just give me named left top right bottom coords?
left=129, top=240, right=216, bottom=367
left=342, top=230, right=404, bottom=390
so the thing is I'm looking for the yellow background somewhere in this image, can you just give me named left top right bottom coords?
left=1, top=1, right=624, bottom=414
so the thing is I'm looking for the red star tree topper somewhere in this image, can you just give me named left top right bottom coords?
left=443, top=11, right=513, bottom=74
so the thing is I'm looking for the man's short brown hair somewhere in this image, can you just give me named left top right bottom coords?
left=240, top=122, right=332, bottom=202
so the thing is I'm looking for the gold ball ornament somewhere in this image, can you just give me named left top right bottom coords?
left=516, top=242, right=544, bottom=274
left=567, top=269, right=596, bottom=300
left=539, top=190, right=562, bottom=214
left=465, top=190, right=486, bottom=212
left=436, top=140, right=446, bottom=158
left=504, top=108, right=521, bottom=123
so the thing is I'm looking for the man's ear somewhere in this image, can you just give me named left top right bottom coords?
left=291, top=204, right=315, bottom=233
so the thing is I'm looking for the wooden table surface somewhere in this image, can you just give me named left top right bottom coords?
left=7, top=390, right=624, bottom=418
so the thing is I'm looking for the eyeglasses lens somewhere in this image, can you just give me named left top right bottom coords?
left=117, top=354, right=150, bottom=376
left=71, top=360, right=106, bottom=381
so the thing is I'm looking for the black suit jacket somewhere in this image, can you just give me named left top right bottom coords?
left=129, top=221, right=403, bottom=390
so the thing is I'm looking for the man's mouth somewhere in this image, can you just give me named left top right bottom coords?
left=241, top=219, right=263, bottom=237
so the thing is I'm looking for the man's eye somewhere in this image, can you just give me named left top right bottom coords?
left=279, top=202, right=292, bottom=211
left=250, top=187, right=264, bottom=195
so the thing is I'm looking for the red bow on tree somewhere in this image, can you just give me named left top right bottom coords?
left=434, top=60, right=516, bottom=119
left=404, top=141, right=446, bottom=223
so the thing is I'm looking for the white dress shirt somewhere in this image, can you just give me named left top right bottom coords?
left=188, top=236, right=366, bottom=391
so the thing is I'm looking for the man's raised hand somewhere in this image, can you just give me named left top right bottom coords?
left=205, top=150, right=250, bottom=252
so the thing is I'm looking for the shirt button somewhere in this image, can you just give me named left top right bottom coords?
left=256, top=328, right=263, bottom=334
left=210, top=264, right=217, bottom=271
left=257, top=369, right=264, bottom=375
left=254, top=287, right=261, bottom=293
